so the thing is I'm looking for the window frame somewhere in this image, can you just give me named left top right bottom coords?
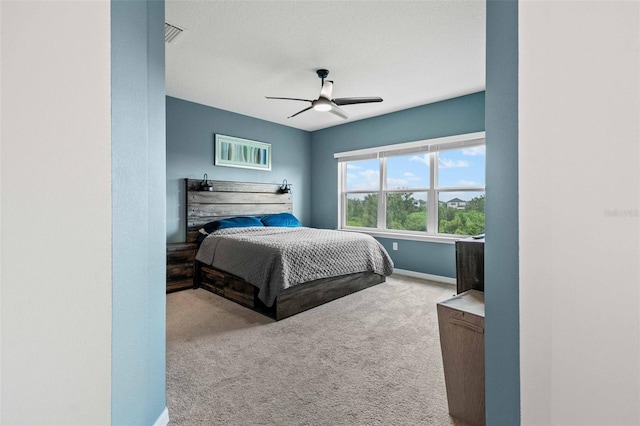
left=335, top=132, right=485, bottom=243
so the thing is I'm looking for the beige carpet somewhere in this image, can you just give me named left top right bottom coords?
left=166, top=274, right=463, bottom=425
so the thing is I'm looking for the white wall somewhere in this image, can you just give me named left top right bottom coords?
left=0, top=2, right=112, bottom=424
left=520, top=1, right=639, bottom=424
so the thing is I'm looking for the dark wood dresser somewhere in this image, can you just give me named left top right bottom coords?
left=455, top=237, right=485, bottom=294
left=166, top=242, right=197, bottom=293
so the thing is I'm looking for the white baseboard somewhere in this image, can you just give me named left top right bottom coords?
left=392, top=268, right=456, bottom=285
left=153, top=407, right=169, bottom=426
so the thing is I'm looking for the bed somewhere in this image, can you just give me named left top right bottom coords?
left=185, top=179, right=393, bottom=320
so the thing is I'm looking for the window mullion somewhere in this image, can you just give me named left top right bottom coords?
left=378, top=156, right=386, bottom=230
left=427, top=152, right=437, bottom=233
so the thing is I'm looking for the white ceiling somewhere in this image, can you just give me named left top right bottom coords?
left=165, top=1, right=486, bottom=132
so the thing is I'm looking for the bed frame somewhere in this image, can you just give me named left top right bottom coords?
left=186, top=178, right=385, bottom=320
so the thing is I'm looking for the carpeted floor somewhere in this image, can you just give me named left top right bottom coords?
left=166, top=274, right=463, bottom=425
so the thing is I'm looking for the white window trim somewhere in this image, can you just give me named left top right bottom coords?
left=333, top=131, right=486, bottom=160
left=335, top=131, right=485, bottom=243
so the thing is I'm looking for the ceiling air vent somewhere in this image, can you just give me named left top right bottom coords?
left=165, top=22, right=184, bottom=43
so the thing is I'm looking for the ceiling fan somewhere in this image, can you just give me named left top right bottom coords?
left=266, top=69, right=383, bottom=119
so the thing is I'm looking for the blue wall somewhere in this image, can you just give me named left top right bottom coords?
left=485, top=0, right=520, bottom=423
left=111, top=1, right=166, bottom=424
left=166, top=97, right=312, bottom=243
left=309, top=92, right=485, bottom=278
left=118, top=1, right=520, bottom=423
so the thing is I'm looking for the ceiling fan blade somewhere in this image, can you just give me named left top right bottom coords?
left=266, top=96, right=313, bottom=103
left=287, top=106, right=313, bottom=119
left=332, top=97, right=383, bottom=106
left=319, top=81, right=333, bottom=99
left=329, top=105, right=348, bottom=119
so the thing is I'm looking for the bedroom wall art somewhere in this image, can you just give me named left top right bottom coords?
left=215, top=134, right=271, bottom=171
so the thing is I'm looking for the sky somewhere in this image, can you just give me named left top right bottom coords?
left=346, top=145, right=485, bottom=202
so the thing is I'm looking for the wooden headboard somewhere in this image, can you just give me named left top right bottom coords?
left=185, top=179, right=293, bottom=243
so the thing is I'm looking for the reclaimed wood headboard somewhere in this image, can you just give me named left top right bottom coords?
left=185, top=179, right=293, bottom=243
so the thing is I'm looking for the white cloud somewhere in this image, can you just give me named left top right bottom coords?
left=402, top=172, right=422, bottom=182
left=346, top=164, right=361, bottom=170
left=387, top=178, right=409, bottom=189
left=359, top=169, right=379, bottom=180
left=459, top=179, right=478, bottom=186
left=409, top=154, right=430, bottom=166
left=462, top=146, right=486, bottom=156
left=439, top=157, right=469, bottom=168
left=346, top=169, right=379, bottom=190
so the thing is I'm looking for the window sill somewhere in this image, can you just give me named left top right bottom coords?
left=339, top=228, right=462, bottom=244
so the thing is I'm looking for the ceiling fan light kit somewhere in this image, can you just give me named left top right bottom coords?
left=266, top=69, right=383, bottom=120
left=312, top=98, right=332, bottom=112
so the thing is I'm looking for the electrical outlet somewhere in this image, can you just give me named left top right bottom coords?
left=392, top=242, right=398, bottom=251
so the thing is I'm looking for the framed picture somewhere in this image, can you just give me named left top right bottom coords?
left=214, top=134, right=271, bottom=171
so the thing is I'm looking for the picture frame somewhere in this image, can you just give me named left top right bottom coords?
left=214, top=134, right=272, bottom=171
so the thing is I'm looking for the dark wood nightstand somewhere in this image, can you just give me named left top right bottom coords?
left=166, top=242, right=197, bottom=293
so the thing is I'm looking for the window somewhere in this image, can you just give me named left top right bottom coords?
left=336, top=132, right=485, bottom=241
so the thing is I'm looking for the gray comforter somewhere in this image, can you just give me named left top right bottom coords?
left=195, top=227, right=394, bottom=306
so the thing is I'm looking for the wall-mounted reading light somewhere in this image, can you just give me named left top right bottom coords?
left=200, top=173, right=213, bottom=191
left=279, top=179, right=291, bottom=194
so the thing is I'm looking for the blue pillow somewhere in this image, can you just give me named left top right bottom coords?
left=260, top=213, right=302, bottom=227
left=202, top=216, right=264, bottom=233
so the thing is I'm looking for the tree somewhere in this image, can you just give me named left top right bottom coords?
left=386, top=193, right=419, bottom=229
left=466, top=194, right=485, bottom=213
left=347, top=194, right=378, bottom=228
left=405, top=211, right=427, bottom=231
left=348, top=192, right=484, bottom=235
